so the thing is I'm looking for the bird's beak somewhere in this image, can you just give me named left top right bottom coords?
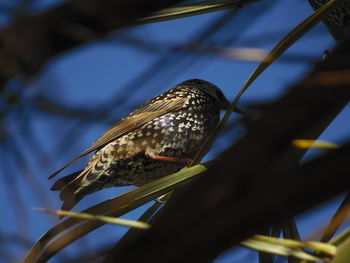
left=220, top=98, right=231, bottom=110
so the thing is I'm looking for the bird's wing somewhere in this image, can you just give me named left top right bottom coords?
left=49, top=97, right=187, bottom=179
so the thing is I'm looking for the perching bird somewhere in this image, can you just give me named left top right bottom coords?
left=308, top=0, right=350, bottom=41
left=50, top=79, right=231, bottom=211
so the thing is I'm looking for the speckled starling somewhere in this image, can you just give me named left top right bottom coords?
left=50, top=79, right=231, bottom=211
left=308, top=0, right=350, bottom=41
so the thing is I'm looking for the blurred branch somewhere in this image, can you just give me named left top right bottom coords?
left=0, top=231, right=33, bottom=248
left=16, top=109, right=54, bottom=171
left=188, top=46, right=318, bottom=63
left=258, top=228, right=275, bottom=263
left=6, top=133, right=55, bottom=209
left=283, top=220, right=301, bottom=263
left=137, top=0, right=258, bottom=25
left=0, top=0, right=186, bottom=88
left=33, top=96, right=108, bottom=121
left=59, top=250, right=108, bottom=263
left=282, top=220, right=301, bottom=242
left=11, top=0, right=33, bottom=22
left=102, top=33, right=350, bottom=262
left=0, top=0, right=258, bottom=90
left=115, top=34, right=319, bottom=63
left=1, top=136, right=29, bottom=237
left=0, top=249, right=15, bottom=263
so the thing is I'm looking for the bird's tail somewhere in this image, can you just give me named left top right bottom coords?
left=51, top=168, right=96, bottom=211
left=50, top=170, right=83, bottom=191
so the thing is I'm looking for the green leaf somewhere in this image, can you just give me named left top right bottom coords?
left=34, top=208, right=150, bottom=229
left=105, top=201, right=163, bottom=258
left=292, top=139, right=338, bottom=150
left=136, top=0, right=256, bottom=26
left=330, top=228, right=350, bottom=246
left=243, top=235, right=336, bottom=261
left=242, top=239, right=323, bottom=262
left=330, top=230, right=350, bottom=263
left=22, top=164, right=207, bottom=263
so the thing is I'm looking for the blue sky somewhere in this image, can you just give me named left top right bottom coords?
left=1, top=0, right=349, bottom=262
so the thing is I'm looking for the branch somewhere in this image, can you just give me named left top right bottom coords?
left=0, top=0, right=185, bottom=89
left=0, top=0, right=255, bottom=90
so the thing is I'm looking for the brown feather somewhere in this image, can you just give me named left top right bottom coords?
left=58, top=166, right=94, bottom=210
left=48, top=97, right=188, bottom=179
left=50, top=169, right=83, bottom=191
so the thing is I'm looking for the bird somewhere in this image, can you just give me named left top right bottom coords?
left=50, top=79, right=232, bottom=211
left=308, top=0, right=350, bottom=41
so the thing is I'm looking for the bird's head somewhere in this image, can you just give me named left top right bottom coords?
left=179, top=79, right=230, bottom=110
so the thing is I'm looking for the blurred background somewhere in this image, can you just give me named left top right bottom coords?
left=0, top=0, right=349, bottom=262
